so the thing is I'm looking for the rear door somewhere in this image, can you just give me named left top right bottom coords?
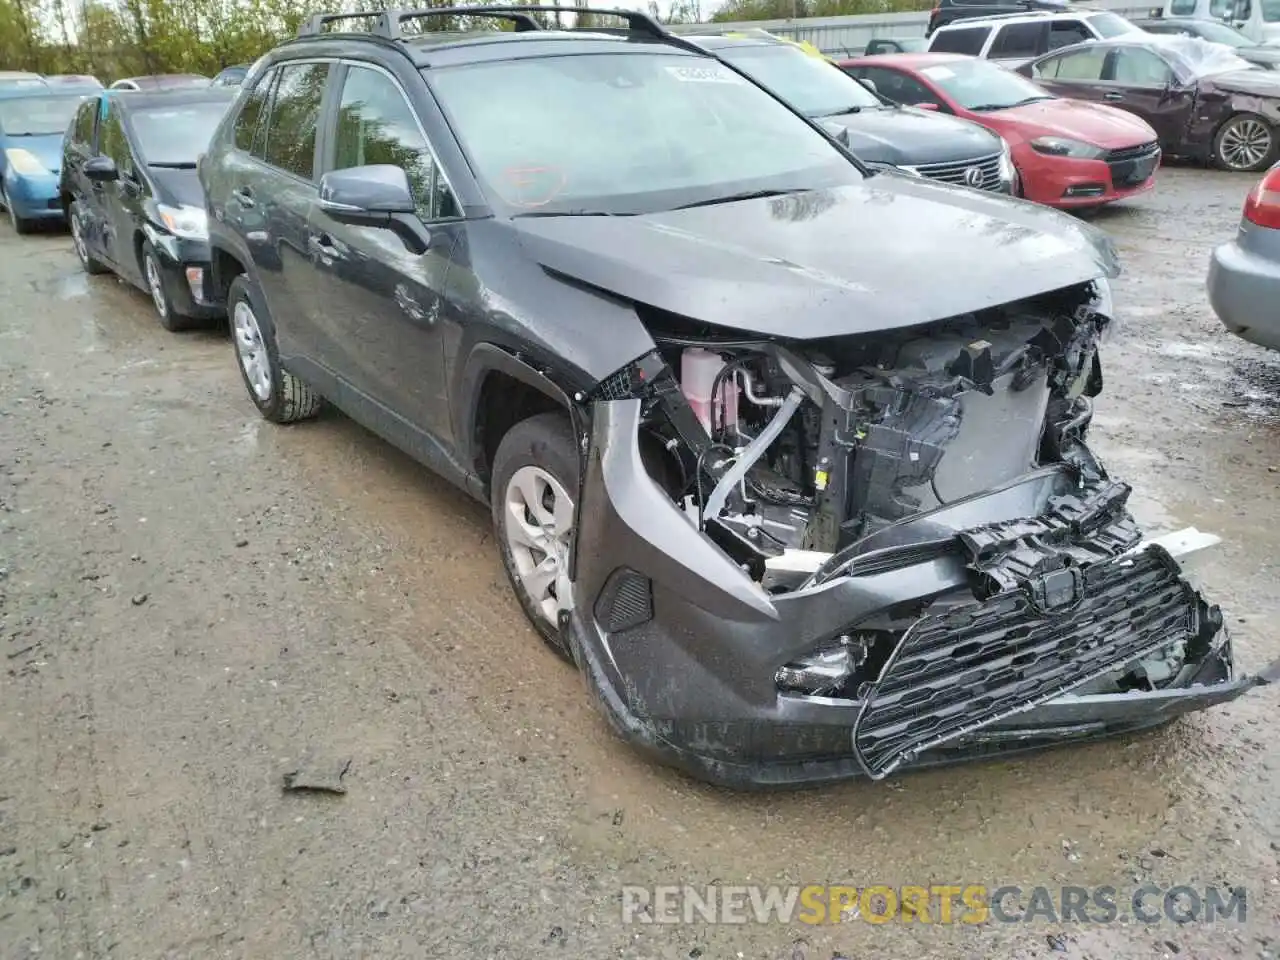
left=307, top=60, right=462, bottom=441
left=987, top=21, right=1048, bottom=68
left=1024, top=43, right=1112, bottom=102
left=245, top=59, right=333, bottom=363
left=929, top=24, right=994, bottom=56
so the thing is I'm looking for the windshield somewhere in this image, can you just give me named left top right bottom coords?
left=1158, top=36, right=1259, bottom=76
left=0, top=94, right=88, bottom=136
left=1089, top=12, right=1145, bottom=38
left=0, top=77, right=46, bottom=90
left=427, top=52, right=860, bottom=216
left=917, top=58, right=1052, bottom=110
left=1181, top=20, right=1252, bottom=45
left=714, top=43, right=883, bottom=117
left=128, top=100, right=230, bottom=165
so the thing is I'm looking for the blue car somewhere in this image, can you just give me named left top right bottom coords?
left=0, top=85, right=96, bottom=233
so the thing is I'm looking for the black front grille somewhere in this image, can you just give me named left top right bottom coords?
left=850, top=548, right=1205, bottom=780
left=912, top=152, right=1004, bottom=192
left=1106, top=141, right=1160, bottom=188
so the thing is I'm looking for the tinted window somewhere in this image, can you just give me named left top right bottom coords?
left=1033, top=45, right=1108, bottom=80
left=129, top=100, right=232, bottom=166
left=73, top=99, right=96, bottom=144
left=917, top=58, right=1053, bottom=108
left=333, top=65, right=460, bottom=220
left=427, top=52, right=860, bottom=216
left=990, top=22, right=1045, bottom=59
left=849, top=66, right=945, bottom=107
left=715, top=44, right=880, bottom=117
left=0, top=94, right=90, bottom=136
left=234, top=68, right=274, bottom=154
left=1112, top=47, right=1176, bottom=85
left=262, top=61, right=327, bottom=179
left=1170, top=0, right=1197, bottom=10
left=1048, top=20, right=1092, bottom=48
left=931, top=26, right=991, bottom=55
left=99, top=111, right=131, bottom=171
left=1088, top=12, right=1144, bottom=37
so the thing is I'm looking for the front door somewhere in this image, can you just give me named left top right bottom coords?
left=1103, top=47, right=1196, bottom=150
left=307, top=61, right=462, bottom=442
left=90, top=103, right=132, bottom=268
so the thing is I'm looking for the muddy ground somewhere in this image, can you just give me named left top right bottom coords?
left=1, top=167, right=1279, bottom=960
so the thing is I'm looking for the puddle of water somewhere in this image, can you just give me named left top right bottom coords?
left=56, top=272, right=89, bottom=301
left=1158, top=340, right=1216, bottom=359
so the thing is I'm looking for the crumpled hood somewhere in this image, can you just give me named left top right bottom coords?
left=512, top=177, right=1119, bottom=339
left=1002, top=98, right=1157, bottom=148
left=825, top=106, right=1003, bottom=166
left=1208, top=68, right=1280, bottom=95
left=1, top=133, right=63, bottom=174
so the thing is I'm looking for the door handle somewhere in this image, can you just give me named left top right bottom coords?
left=307, top=232, right=340, bottom=258
left=233, top=186, right=255, bottom=208
left=1103, top=91, right=1124, bottom=101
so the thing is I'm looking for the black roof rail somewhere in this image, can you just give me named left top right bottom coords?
left=297, top=11, right=385, bottom=37
left=382, top=7, right=545, bottom=38
left=468, top=6, right=710, bottom=53
left=295, top=5, right=707, bottom=54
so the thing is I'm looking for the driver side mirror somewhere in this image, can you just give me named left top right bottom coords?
left=317, top=164, right=431, bottom=254
left=84, top=155, right=118, bottom=182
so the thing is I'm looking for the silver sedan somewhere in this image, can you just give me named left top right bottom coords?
left=1208, top=163, right=1280, bottom=352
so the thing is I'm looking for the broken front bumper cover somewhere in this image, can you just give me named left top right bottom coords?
left=567, top=399, right=1280, bottom=789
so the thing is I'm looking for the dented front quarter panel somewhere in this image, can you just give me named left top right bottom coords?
left=568, top=399, right=1280, bottom=789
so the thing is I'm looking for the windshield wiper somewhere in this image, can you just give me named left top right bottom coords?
left=670, top=188, right=805, bottom=211
left=148, top=161, right=198, bottom=169
left=511, top=209, right=635, bottom=219
left=817, top=105, right=866, bottom=117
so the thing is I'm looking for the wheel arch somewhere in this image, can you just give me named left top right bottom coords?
left=458, top=344, right=583, bottom=496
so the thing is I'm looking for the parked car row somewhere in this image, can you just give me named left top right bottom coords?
left=5, top=7, right=1279, bottom=787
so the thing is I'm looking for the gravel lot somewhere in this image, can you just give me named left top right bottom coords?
left=2, top=167, right=1279, bottom=960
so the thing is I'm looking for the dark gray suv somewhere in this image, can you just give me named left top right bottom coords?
left=200, top=5, right=1279, bottom=788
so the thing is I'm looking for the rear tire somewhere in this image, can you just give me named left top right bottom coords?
left=1213, top=113, right=1277, bottom=172
left=490, top=412, right=580, bottom=661
left=228, top=274, right=321, bottom=424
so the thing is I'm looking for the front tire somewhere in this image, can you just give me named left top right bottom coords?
left=491, top=412, right=580, bottom=661
left=228, top=274, right=321, bottom=424
left=3, top=188, right=32, bottom=235
left=142, top=242, right=198, bottom=332
left=1214, top=113, right=1278, bottom=172
left=69, top=201, right=108, bottom=274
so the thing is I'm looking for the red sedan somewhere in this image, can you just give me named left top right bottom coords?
left=840, top=53, right=1161, bottom=210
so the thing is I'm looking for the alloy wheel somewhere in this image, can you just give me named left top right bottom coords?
left=144, top=254, right=168, bottom=318
left=232, top=299, right=272, bottom=403
left=503, top=465, right=575, bottom=625
left=1219, top=118, right=1272, bottom=171
left=70, top=212, right=89, bottom=266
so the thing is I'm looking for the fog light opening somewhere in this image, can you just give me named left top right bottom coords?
left=185, top=266, right=206, bottom=304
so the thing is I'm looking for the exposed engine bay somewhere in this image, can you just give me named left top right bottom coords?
left=583, top=279, right=1236, bottom=743
left=599, top=279, right=1113, bottom=574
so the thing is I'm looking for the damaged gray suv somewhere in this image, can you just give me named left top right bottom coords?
left=201, top=6, right=1279, bottom=787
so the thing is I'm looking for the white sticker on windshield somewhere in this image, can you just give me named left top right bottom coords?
left=665, top=64, right=743, bottom=83
left=920, top=65, right=955, bottom=80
